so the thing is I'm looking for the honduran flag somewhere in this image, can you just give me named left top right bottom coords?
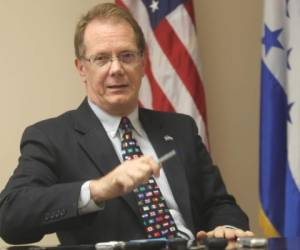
left=260, top=0, right=300, bottom=236
left=116, top=0, right=208, bottom=146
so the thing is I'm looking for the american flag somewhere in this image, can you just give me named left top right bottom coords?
left=116, top=0, right=208, bottom=146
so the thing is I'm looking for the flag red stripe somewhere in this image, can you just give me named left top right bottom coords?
left=154, top=19, right=207, bottom=123
left=115, top=0, right=126, bottom=8
left=183, top=0, right=196, bottom=26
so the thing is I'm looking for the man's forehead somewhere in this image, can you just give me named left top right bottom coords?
left=83, top=19, right=138, bottom=53
left=85, top=18, right=134, bottom=37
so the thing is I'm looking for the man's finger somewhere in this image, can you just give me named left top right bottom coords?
left=196, top=230, right=207, bottom=240
left=235, top=229, right=247, bottom=238
left=245, top=231, right=255, bottom=237
left=214, top=228, right=225, bottom=238
left=224, top=229, right=236, bottom=240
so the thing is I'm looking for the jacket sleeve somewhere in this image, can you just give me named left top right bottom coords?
left=181, top=116, right=250, bottom=232
left=0, top=125, right=88, bottom=244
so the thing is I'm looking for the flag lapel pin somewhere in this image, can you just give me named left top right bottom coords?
left=163, top=135, right=174, bottom=141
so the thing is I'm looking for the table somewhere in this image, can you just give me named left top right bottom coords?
left=1, top=237, right=300, bottom=250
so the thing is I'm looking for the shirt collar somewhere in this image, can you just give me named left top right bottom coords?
left=88, top=99, right=144, bottom=138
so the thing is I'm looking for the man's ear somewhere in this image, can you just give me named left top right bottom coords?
left=75, top=58, right=87, bottom=83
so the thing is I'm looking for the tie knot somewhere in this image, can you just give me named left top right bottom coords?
left=119, top=117, right=133, bottom=132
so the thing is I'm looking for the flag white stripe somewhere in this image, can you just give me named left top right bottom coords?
left=286, top=0, right=300, bottom=189
left=166, top=4, right=203, bottom=78
left=139, top=75, right=153, bottom=109
left=262, top=0, right=286, bottom=88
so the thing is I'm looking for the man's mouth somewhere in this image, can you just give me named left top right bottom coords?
left=107, top=84, right=128, bottom=89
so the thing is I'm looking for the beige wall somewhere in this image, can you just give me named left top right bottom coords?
left=195, top=0, right=263, bottom=237
left=0, top=0, right=263, bottom=246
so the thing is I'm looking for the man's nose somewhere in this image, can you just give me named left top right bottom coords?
left=108, top=57, right=124, bottom=76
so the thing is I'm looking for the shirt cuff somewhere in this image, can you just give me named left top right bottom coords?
left=78, top=180, right=105, bottom=214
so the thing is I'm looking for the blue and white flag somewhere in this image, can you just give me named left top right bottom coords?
left=260, top=0, right=300, bottom=236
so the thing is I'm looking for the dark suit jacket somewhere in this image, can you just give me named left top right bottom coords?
left=0, top=99, right=249, bottom=245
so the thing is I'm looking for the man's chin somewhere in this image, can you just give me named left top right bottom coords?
left=107, top=98, right=137, bottom=115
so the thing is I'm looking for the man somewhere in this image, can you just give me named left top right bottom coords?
left=0, top=3, right=253, bottom=245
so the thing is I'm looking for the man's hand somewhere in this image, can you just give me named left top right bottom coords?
left=89, top=156, right=160, bottom=203
left=196, top=226, right=254, bottom=241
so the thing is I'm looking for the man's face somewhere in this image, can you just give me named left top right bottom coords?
left=75, top=19, right=144, bottom=116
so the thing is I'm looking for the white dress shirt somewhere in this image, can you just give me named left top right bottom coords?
left=78, top=100, right=194, bottom=240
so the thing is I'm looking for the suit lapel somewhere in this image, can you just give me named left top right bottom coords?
left=72, top=99, right=140, bottom=218
left=140, top=109, right=194, bottom=231
left=72, top=101, right=194, bottom=229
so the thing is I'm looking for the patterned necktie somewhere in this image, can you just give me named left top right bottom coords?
left=119, top=117, right=178, bottom=239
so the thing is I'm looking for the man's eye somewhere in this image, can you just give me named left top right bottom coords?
left=94, top=55, right=110, bottom=62
left=120, top=52, right=135, bottom=62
